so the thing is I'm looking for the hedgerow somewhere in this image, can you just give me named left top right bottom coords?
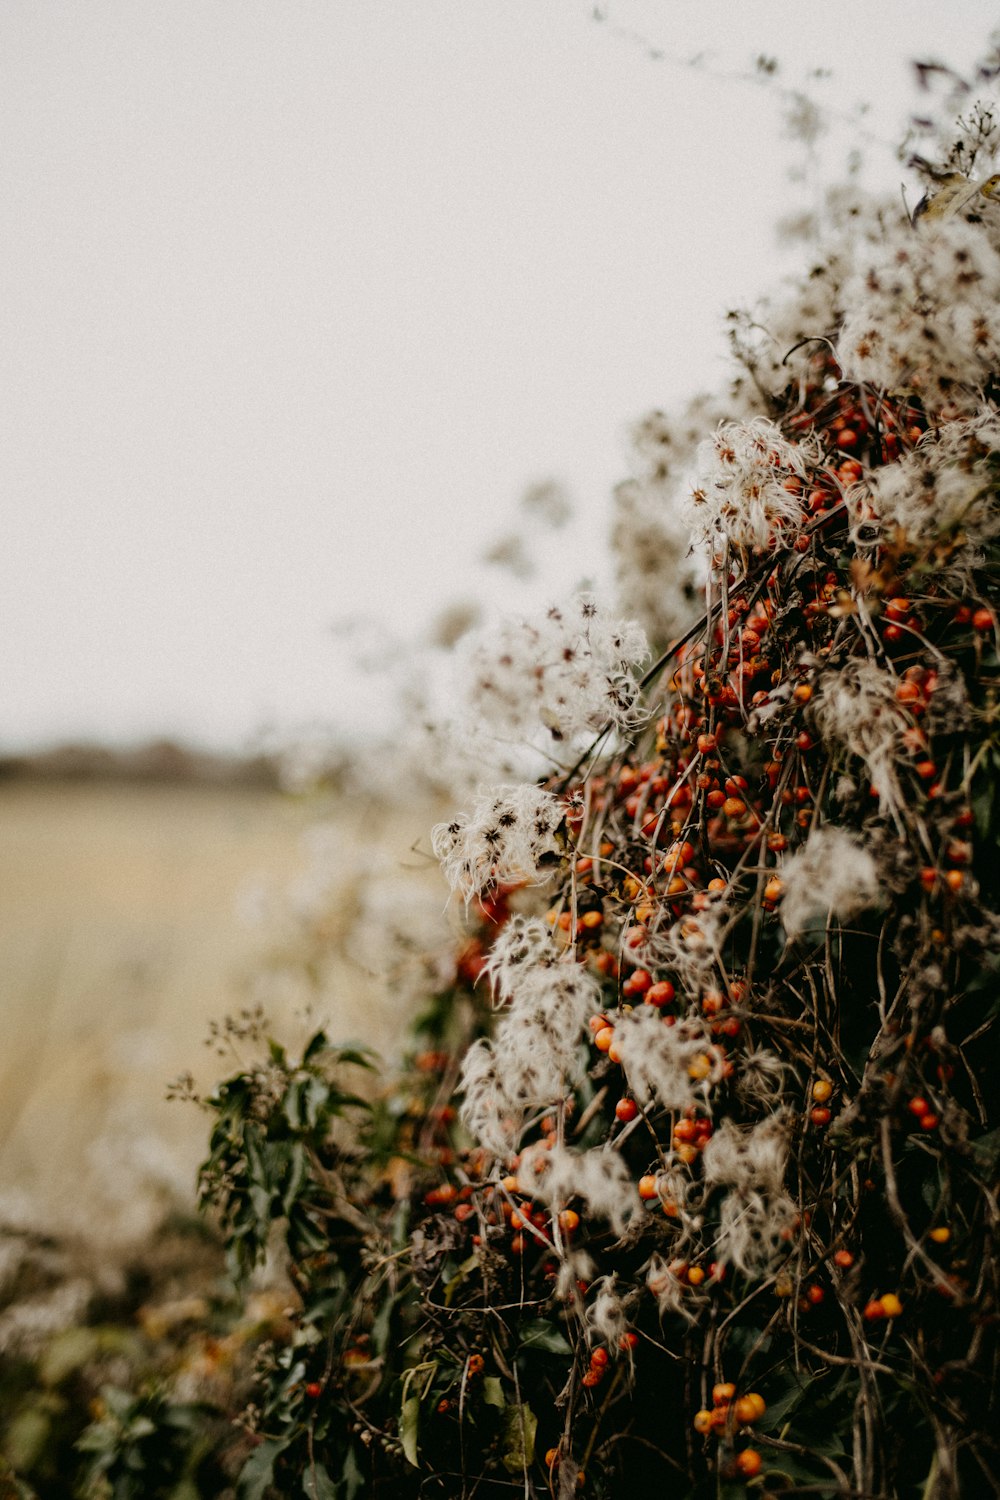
left=6, top=43, right=1000, bottom=1500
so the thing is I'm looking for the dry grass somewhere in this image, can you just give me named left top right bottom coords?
left=0, top=780, right=437, bottom=1240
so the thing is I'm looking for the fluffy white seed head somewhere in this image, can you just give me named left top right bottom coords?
left=483, top=915, right=559, bottom=1003
left=714, top=1189, right=798, bottom=1277
left=778, top=826, right=882, bottom=937
left=837, top=219, right=1000, bottom=411
left=615, top=1010, right=725, bottom=1113
left=461, top=594, right=649, bottom=746
left=522, top=1141, right=639, bottom=1237
left=585, top=1276, right=627, bottom=1349
left=703, top=1117, right=796, bottom=1276
left=611, top=476, right=704, bottom=648
left=458, top=953, right=598, bottom=1153
left=862, top=408, right=1000, bottom=548
left=701, top=1116, right=789, bottom=1198
left=812, top=661, right=908, bottom=816
left=432, top=783, right=564, bottom=901
left=686, top=418, right=819, bottom=552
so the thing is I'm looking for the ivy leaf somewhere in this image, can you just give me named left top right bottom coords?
left=483, top=1377, right=505, bottom=1409
left=501, top=1403, right=537, bottom=1474
left=400, top=1395, right=421, bottom=1468
left=340, top=1446, right=366, bottom=1500
left=238, top=1438, right=288, bottom=1500
left=518, top=1319, right=572, bottom=1356
left=301, top=1463, right=338, bottom=1500
left=443, top=1254, right=479, bottom=1306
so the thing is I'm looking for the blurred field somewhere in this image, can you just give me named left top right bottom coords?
left=0, top=778, right=434, bottom=1241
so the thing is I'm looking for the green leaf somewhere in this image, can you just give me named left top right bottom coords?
left=38, top=1325, right=102, bottom=1385
left=302, top=1463, right=338, bottom=1500
left=517, top=1319, right=572, bottom=1356
left=400, top=1395, right=421, bottom=1468
left=483, top=1377, right=505, bottom=1409
left=302, top=1030, right=330, bottom=1063
left=341, top=1445, right=366, bottom=1500
left=238, top=1438, right=288, bottom=1500
left=334, top=1046, right=378, bottom=1071
left=501, top=1403, right=537, bottom=1474
left=281, top=1142, right=308, bottom=1214
left=443, top=1254, right=479, bottom=1307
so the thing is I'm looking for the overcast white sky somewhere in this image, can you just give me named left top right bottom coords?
left=2, top=1, right=995, bottom=752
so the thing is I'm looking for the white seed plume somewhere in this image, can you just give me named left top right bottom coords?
left=522, top=1141, right=638, bottom=1236
left=458, top=950, right=597, bottom=1154
left=778, top=825, right=882, bottom=937
left=837, top=218, right=1000, bottom=411
left=864, top=408, right=1000, bottom=548
left=614, top=1009, right=725, bottom=1114
left=432, top=783, right=564, bottom=901
left=462, top=594, right=649, bottom=745
left=703, top=1117, right=796, bottom=1276
left=812, top=660, right=908, bottom=816
left=686, top=418, right=819, bottom=552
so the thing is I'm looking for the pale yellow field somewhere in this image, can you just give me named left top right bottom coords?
left=0, top=781, right=439, bottom=1241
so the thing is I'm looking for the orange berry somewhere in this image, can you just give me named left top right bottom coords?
left=734, top=1395, right=760, bottom=1424
left=832, top=1249, right=854, bottom=1269
left=638, top=1175, right=660, bottom=1201
left=929, top=1226, right=951, bottom=1244
left=712, top=1381, right=737, bottom=1407
left=615, top=1097, right=639, bottom=1123
left=558, top=1209, right=580, bottom=1234
left=645, top=980, right=676, bottom=1008
left=594, top=1026, right=615, bottom=1053
left=734, top=1448, right=763, bottom=1478
left=880, top=1292, right=903, bottom=1318
left=693, top=1408, right=714, bottom=1434
left=812, top=1079, right=833, bottom=1103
